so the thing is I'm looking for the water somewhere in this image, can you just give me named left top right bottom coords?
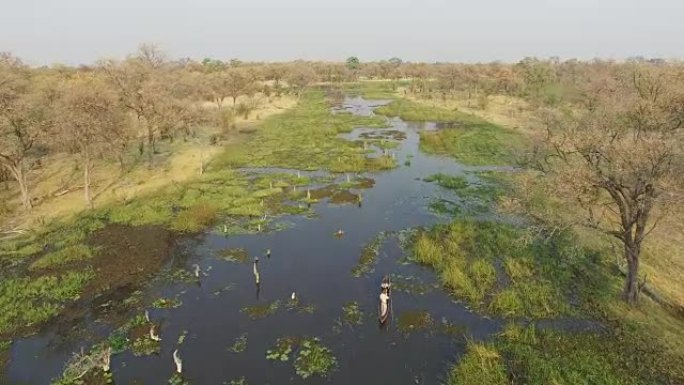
left=5, top=96, right=517, bottom=385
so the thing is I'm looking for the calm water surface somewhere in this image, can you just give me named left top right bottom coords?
left=6, top=96, right=514, bottom=385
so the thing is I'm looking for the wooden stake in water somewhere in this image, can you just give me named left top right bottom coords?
left=173, top=350, right=183, bottom=374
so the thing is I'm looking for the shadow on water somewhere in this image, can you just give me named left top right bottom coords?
left=3, top=96, right=588, bottom=385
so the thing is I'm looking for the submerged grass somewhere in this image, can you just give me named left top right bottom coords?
left=351, top=231, right=390, bottom=277
left=241, top=301, right=281, bottom=320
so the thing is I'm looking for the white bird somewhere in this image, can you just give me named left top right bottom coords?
left=150, top=325, right=161, bottom=342
left=306, top=189, right=311, bottom=199
left=297, top=171, right=301, bottom=178
left=173, top=349, right=183, bottom=374
left=223, top=224, right=228, bottom=233
left=193, top=264, right=201, bottom=278
left=346, top=174, right=351, bottom=183
left=266, top=249, right=271, bottom=257
left=144, top=309, right=150, bottom=323
left=291, top=292, right=296, bottom=300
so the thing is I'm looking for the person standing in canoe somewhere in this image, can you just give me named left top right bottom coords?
left=379, top=275, right=391, bottom=323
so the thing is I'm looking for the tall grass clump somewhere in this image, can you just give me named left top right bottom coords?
left=170, top=203, right=219, bottom=232
left=446, top=342, right=508, bottom=385
left=413, top=232, right=443, bottom=266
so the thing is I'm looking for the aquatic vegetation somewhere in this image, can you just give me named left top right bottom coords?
left=168, top=373, right=188, bottom=385
left=152, top=297, right=183, bottom=309
left=52, top=343, right=113, bottom=385
left=107, top=331, right=128, bottom=354
left=163, top=268, right=197, bottom=284
left=410, top=220, right=572, bottom=318
left=341, top=301, right=363, bottom=326
left=0, top=269, right=94, bottom=336
left=227, top=377, right=247, bottom=385
left=345, top=81, right=400, bottom=99
left=228, top=333, right=248, bottom=354
left=294, top=338, right=338, bottom=379
left=376, top=99, right=468, bottom=122
left=425, top=172, right=504, bottom=214
left=213, top=283, right=236, bottom=296
left=214, top=91, right=394, bottom=173
left=29, top=245, right=95, bottom=271
left=241, top=300, right=280, bottom=320
left=391, top=275, right=437, bottom=295
left=170, top=203, right=219, bottom=232
left=266, top=337, right=298, bottom=362
left=396, top=311, right=434, bottom=334
left=216, top=247, right=251, bottom=263
left=131, top=335, right=160, bottom=356
left=439, top=318, right=465, bottom=337
left=446, top=342, right=507, bottom=385
left=285, top=298, right=316, bottom=314
left=351, top=231, right=390, bottom=277
left=470, top=324, right=666, bottom=385
left=375, top=99, right=524, bottom=165
left=177, top=330, right=188, bottom=345
left=424, top=173, right=469, bottom=190
left=412, top=232, right=443, bottom=267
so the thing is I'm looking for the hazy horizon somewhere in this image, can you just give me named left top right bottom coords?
left=2, top=0, right=683, bottom=66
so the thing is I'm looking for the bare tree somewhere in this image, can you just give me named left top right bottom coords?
left=0, top=54, right=52, bottom=211
left=55, top=74, right=126, bottom=207
left=539, top=65, right=684, bottom=304
left=285, top=63, right=318, bottom=97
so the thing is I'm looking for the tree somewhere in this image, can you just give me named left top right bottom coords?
left=0, top=54, right=52, bottom=211
left=221, top=68, right=256, bottom=106
left=55, top=74, right=126, bottom=207
left=538, top=65, right=684, bottom=304
left=346, top=56, right=360, bottom=71
left=388, top=57, right=403, bottom=67
left=285, top=63, right=317, bottom=97
left=101, top=45, right=193, bottom=158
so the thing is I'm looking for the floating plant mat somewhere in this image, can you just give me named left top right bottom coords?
left=241, top=301, right=281, bottom=320
left=266, top=336, right=337, bottom=379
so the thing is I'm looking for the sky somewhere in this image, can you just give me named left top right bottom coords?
left=1, top=0, right=683, bottom=65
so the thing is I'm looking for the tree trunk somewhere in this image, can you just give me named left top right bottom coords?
left=4, top=163, right=32, bottom=211
left=623, top=240, right=640, bottom=304
left=83, top=149, right=93, bottom=209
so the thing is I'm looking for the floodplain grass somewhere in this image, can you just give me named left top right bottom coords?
left=411, top=220, right=574, bottom=319
left=0, top=269, right=94, bottom=337
left=214, top=90, right=395, bottom=172
left=29, top=245, right=94, bottom=271
left=374, top=98, right=525, bottom=165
